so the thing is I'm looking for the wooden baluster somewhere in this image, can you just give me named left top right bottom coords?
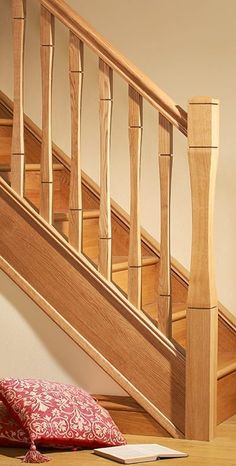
left=186, top=97, right=219, bottom=440
left=128, top=87, right=143, bottom=309
left=158, top=114, right=173, bottom=337
left=68, top=32, right=84, bottom=252
left=98, top=60, right=113, bottom=280
left=11, top=0, right=26, bottom=196
left=40, top=6, right=54, bottom=224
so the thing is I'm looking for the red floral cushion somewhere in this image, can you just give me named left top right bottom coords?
left=0, top=379, right=126, bottom=449
left=0, top=402, right=29, bottom=447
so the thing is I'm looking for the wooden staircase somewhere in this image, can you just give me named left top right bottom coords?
left=0, top=0, right=236, bottom=442
left=1, top=94, right=236, bottom=437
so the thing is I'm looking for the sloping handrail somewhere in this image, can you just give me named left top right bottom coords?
left=41, top=0, right=187, bottom=135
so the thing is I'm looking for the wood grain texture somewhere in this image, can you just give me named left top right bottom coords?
left=68, top=33, right=84, bottom=252
left=0, top=119, right=13, bottom=126
left=159, top=113, right=173, bottom=154
left=5, top=89, right=232, bottom=329
left=40, top=7, right=55, bottom=223
left=217, top=372, right=236, bottom=424
left=12, top=0, right=26, bottom=18
left=186, top=97, right=219, bottom=441
left=10, top=154, right=24, bottom=197
left=94, top=395, right=170, bottom=436
left=128, top=87, right=143, bottom=309
left=40, top=5, right=55, bottom=46
left=1, top=91, right=235, bottom=437
left=0, top=178, right=185, bottom=437
left=186, top=308, right=218, bottom=440
left=11, top=1, right=25, bottom=196
left=187, top=154, right=218, bottom=306
left=69, top=31, right=83, bottom=72
left=98, top=60, right=113, bottom=280
left=40, top=0, right=187, bottom=134
left=188, top=101, right=219, bottom=309
left=40, top=182, right=53, bottom=224
left=158, top=114, right=173, bottom=336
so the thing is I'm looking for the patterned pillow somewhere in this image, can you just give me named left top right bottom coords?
left=0, top=402, right=29, bottom=447
left=0, top=379, right=126, bottom=462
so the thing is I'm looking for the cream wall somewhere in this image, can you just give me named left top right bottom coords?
left=0, top=271, right=124, bottom=394
left=0, top=0, right=236, bottom=391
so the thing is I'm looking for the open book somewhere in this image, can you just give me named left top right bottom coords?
left=94, top=444, right=188, bottom=464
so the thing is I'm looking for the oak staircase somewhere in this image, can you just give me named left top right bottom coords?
left=0, top=0, right=236, bottom=442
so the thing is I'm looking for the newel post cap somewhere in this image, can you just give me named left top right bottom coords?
left=188, top=96, right=219, bottom=148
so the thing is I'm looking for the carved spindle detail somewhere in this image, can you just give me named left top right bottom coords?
left=98, top=60, right=113, bottom=280
left=68, top=32, right=84, bottom=252
left=40, top=6, right=55, bottom=224
left=11, top=0, right=26, bottom=196
left=158, top=113, right=173, bottom=337
left=128, top=86, right=143, bottom=309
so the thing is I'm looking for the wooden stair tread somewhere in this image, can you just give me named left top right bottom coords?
left=54, top=209, right=100, bottom=221
left=84, top=255, right=157, bottom=273
left=143, top=302, right=186, bottom=321
left=143, top=303, right=236, bottom=380
left=0, top=118, right=13, bottom=126
left=0, top=163, right=64, bottom=172
left=112, top=255, right=158, bottom=272
left=217, top=358, right=236, bottom=379
left=93, top=395, right=145, bottom=413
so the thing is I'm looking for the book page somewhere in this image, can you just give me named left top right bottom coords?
left=94, top=443, right=187, bottom=460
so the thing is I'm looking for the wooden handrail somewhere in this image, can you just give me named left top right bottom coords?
left=41, top=0, right=187, bottom=135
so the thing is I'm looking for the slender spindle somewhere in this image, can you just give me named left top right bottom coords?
left=128, top=86, right=143, bottom=309
left=11, top=0, right=26, bottom=196
left=98, top=60, right=113, bottom=280
left=158, top=113, right=173, bottom=337
left=40, top=6, right=54, bottom=224
left=68, top=32, right=84, bottom=252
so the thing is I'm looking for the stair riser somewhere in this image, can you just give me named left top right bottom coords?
left=55, top=215, right=158, bottom=306
left=54, top=214, right=188, bottom=313
left=218, top=371, right=236, bottom=424
left=55, top=217, right=99, bottom=262
left=113, top=263, right=158, bottom=307
left=95, top=395, right=170, bottom=436
left=0, top=126, right=42, bottom=165
left=0, top=127, right=12, bottom=164
left=0, top=169, right=69, bottom=212
left=55, top=216, right=151, bottom=258
left=107, top=409, right=171, bottom=436
left=172, top=315, right=236, bottom=424
left=172, top=318, right=187, bottom=347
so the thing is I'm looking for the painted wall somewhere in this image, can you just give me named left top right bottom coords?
left=0, top=0, right=235, bottom=391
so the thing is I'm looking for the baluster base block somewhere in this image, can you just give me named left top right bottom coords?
left=185, top=306, right=218, bottom=440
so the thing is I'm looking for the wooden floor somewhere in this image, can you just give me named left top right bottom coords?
left=0, top=416, right=235, bottom=465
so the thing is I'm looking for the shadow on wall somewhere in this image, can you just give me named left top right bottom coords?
left=0, top=271, right=125, bottom=395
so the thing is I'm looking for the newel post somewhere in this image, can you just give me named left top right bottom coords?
left=186, top=97, right=219, bottom=440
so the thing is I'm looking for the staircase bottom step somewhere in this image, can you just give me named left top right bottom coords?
left=94, top=395, right=171, bottom=437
